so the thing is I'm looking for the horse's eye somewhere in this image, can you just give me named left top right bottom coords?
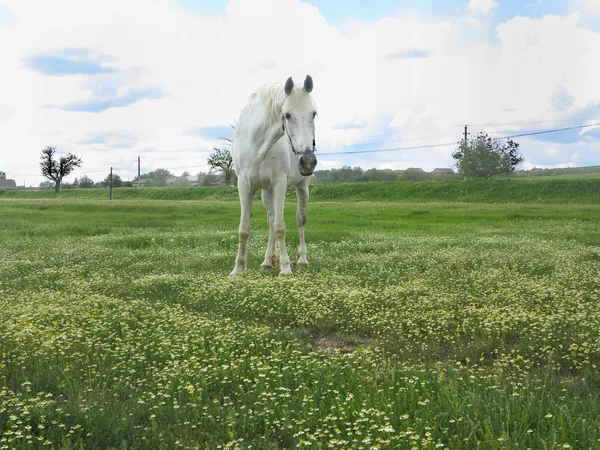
left=284, top=112, right=291, bottom=120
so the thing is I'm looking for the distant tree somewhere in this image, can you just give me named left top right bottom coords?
left=181, top=171, right=190, bottom=177
left=364, top=168, right=399, bottom=182
left=145, top=168, right=172, bottom=179
left=39, top=180, right=53, bottom=189
left=39, top=146, right=82, bottom=193
left=123, top=181, right=133, bottom=188
left=138, top=168, right=172, bottom=187
left=101, top=173, right=123, bottom=188
left=400, top=170, right=432, bottom=182
left=76, top=175, right=95, bottom=188
left=207, top=147, right=234, bottom=186
left=330, top=166, right=366, bottom=183
left=0, top=171, right=5, bottom=179
left=312, top=169, right=331, bottom=183
left=452, top=132, right=523, bottom=179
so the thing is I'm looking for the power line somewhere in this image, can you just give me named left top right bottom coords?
left=319, top=142, right=457, bottom=156
left=471, top=117, right=600, bottom=128
left=316, top=117, right=600, bottom=144
left=319, top=122, right=600, bottom=156
left=494, top=122, right=600, bottom=140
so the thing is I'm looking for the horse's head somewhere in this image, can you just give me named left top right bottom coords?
left=281, top=75, right=317, bottom=176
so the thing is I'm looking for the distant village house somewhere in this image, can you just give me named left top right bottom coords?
left=432, top=168, right=455, bottom=175
left=0, top=179, right=17, bottom=189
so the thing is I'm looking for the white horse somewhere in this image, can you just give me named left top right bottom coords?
left=230, top=75, right=318, bottom=276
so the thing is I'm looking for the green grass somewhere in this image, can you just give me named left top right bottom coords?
left=1, top=197, right=600, bottom=449
left=2, top=176, right=600, bottom=204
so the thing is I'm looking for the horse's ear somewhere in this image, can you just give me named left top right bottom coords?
left=284, top=77, right=294, bottom=96
left=304, top=75, right=313, bottom=93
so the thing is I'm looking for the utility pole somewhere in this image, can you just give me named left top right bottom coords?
left=464, top=125, right=469, bottom=147
left=137, top=156, right=141, bottom=178
left=109, top=167, right=113, bottom=200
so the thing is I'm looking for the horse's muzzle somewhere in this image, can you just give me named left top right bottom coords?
left=299, top=153, right=317, bottom=176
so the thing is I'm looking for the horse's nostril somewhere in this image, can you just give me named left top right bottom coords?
left=300, top=154, right=317, bottom=173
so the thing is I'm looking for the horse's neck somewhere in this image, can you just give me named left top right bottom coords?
left=256, top=119, right=285, bottom=161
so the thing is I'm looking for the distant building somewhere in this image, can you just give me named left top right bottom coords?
left=0, top=179, right=17, bottom=190
left=432, top=168, right=455, bottom=175
left=186, top=175, right=199, bottom=187
left=166, top=176, right=191, bottom=187
left=405, top=167, right=425, bottom=173
left=132, top=178, right=151, bottom=187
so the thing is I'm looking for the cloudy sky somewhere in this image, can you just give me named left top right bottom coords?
left=1, top=0, right=599, bottom=186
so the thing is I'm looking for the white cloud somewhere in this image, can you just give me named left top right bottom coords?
left=573, top=0, right=600, bottom=14
left=467, top=0, right=499, bottom=15
left=0, top=0, right=599, bottom=185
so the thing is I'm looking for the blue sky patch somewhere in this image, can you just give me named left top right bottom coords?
left=54, top=87, right=165, bottom=113
left=384, top=49, right=431, bottom=60
left=531, top=124, right=600, bottom=145
left=82, top=72, right=141, bottom=98
left=0, top=4, right=15, bottom=25
left=169, top=0, right=229, bottom=16
left=165, top=0, right=465, bottom=24
left=186, top=125, right=233, bottom=141
left=163, top=0, right=585, bottom=31
left=78, top=132, right=138, bottom=148
left=25, top=48, right=118, bottom=76
left=332, top=120, right=367, bottom=130
left=507, top=104, right=600, bottom=145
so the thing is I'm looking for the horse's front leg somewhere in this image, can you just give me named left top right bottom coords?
left=295, top=179, right=309, bottom=267
left=272, top=182, right=291, bottom=276
left=260, top=189, right=276, bottom=270
left=230, top=182, right=255, bottom=276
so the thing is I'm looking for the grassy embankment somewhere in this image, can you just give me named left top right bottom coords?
left=1, top=177, right=599, bottom=203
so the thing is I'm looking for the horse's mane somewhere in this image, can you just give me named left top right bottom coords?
left=250, top=83, right=315, bottom=127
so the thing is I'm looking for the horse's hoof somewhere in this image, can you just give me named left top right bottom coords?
left=260, top=264, right=275, bottom=270
left=296, top=260, right=309, bottom=268
left=230, top=269, right=244, bottom=276
left=279, top=268, right=292, bottom=276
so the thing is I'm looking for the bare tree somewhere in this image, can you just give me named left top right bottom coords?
left=207, top=147, right=234, bottom=186
left=40, top=146, right=83, bottom=193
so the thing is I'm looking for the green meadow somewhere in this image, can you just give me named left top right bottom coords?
left=1, top=180, right=600, bottom=449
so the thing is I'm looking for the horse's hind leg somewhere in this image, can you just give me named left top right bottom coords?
left=260, top=189, right=276, bottom=270
left=231, top=182, right=255, bottom=276
left=295, top=178, right=309, bottom=267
